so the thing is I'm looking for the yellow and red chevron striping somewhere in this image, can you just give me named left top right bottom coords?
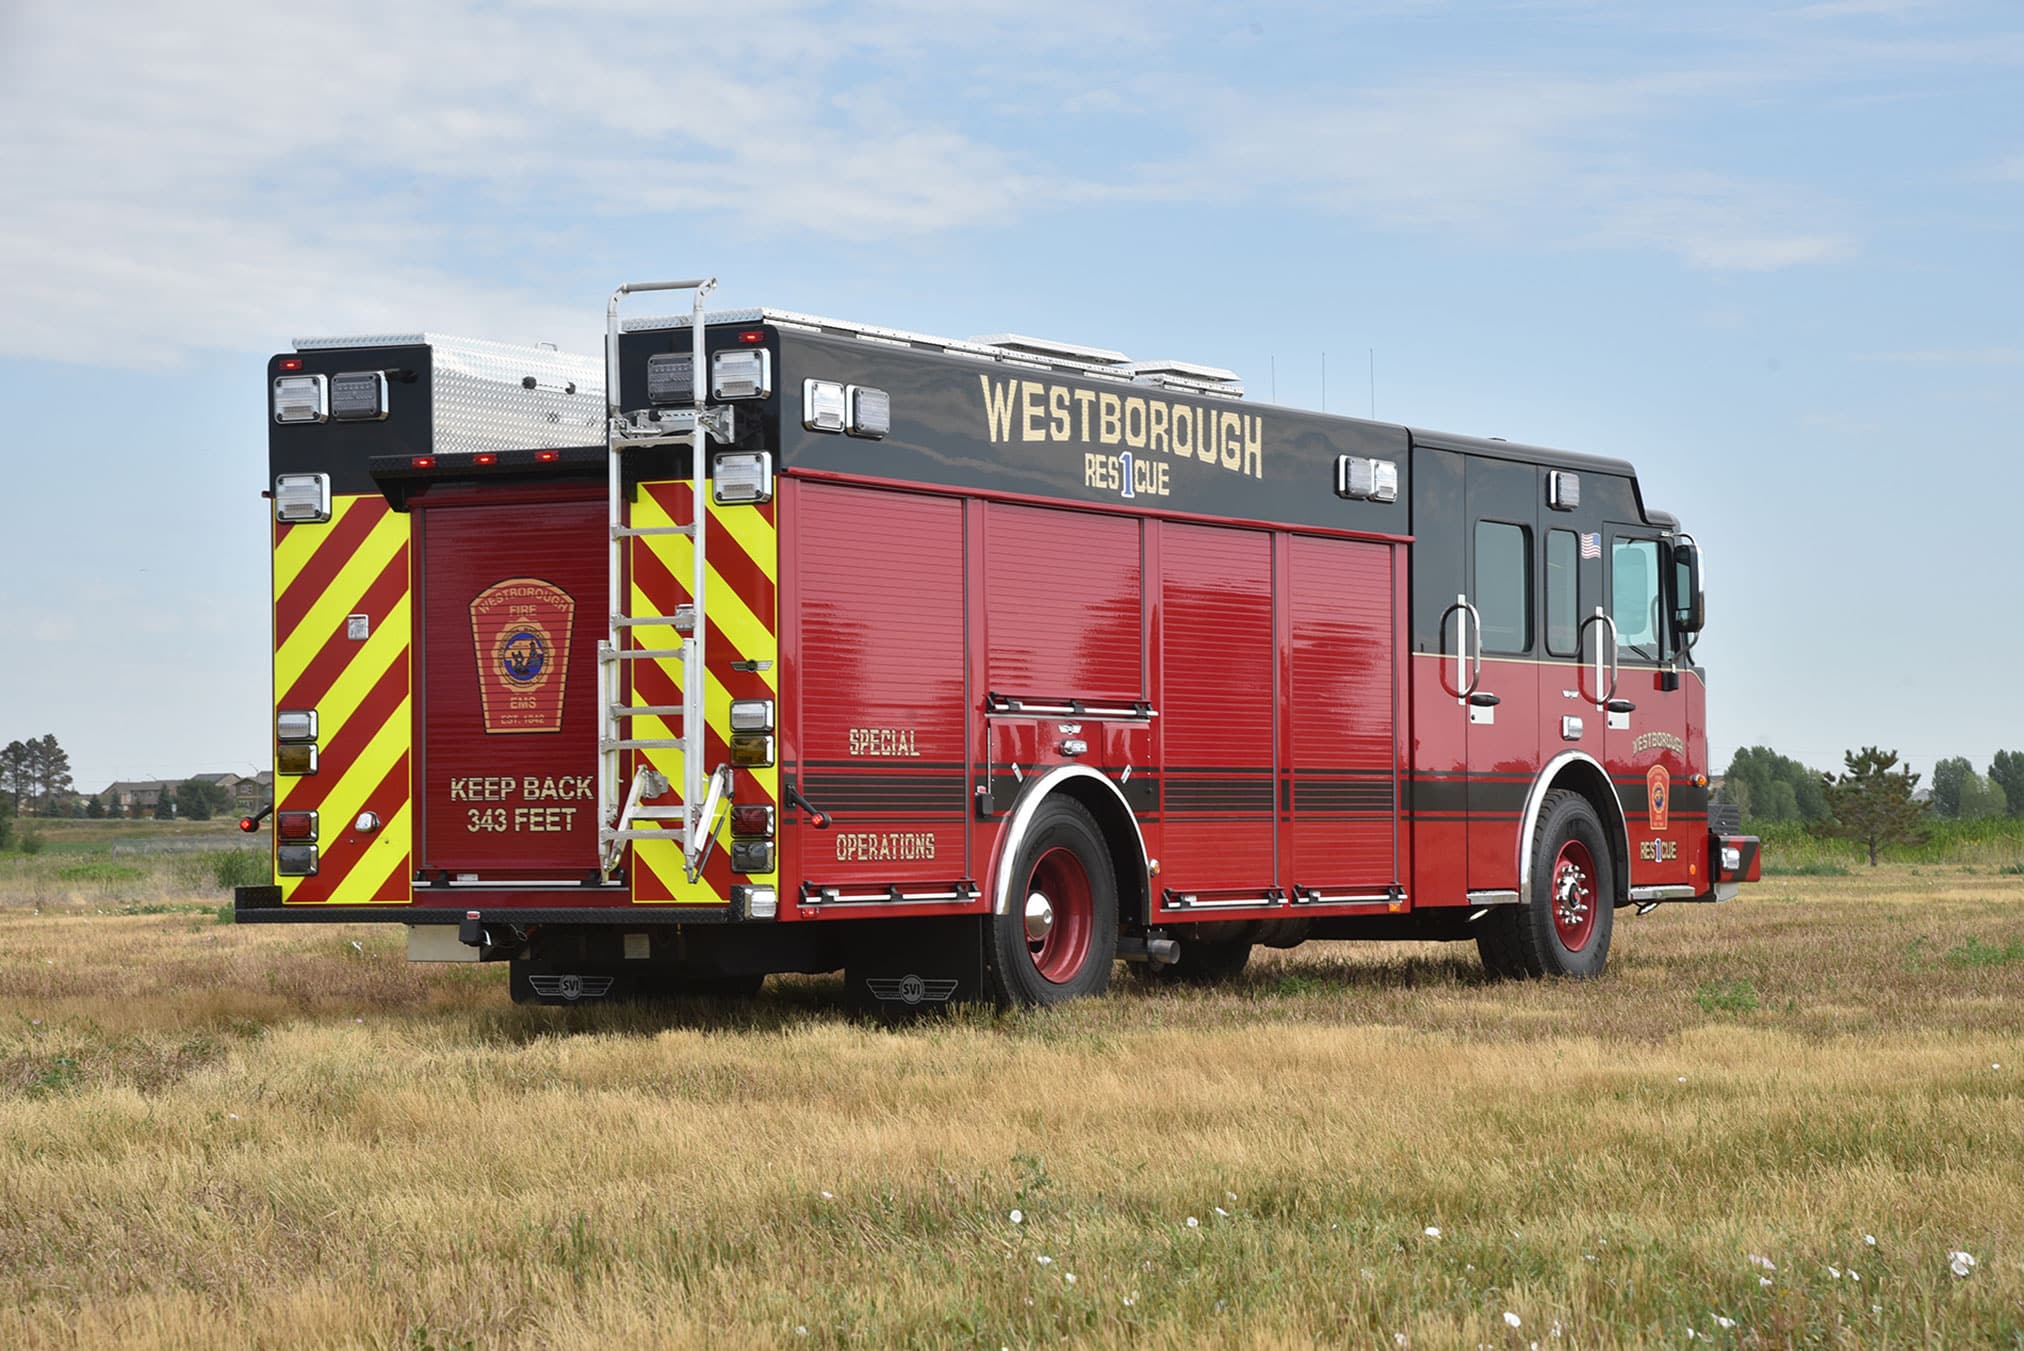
left=272, top=494, right=414, bottom=905
left=627, top=480, right=779, bottom=904
left=280, top=547, right=409, bottom=710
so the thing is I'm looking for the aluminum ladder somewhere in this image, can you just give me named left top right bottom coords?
left=598, top=278, right=731, bottom=882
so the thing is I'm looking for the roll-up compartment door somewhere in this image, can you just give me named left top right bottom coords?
left=789, top=482, right=969, bottom=888
left=415, top=491, right=605, bottom=879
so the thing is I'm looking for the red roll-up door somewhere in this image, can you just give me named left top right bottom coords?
left=415, top=490, right=605, bottom=879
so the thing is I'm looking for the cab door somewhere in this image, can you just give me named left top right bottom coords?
left=1460, top=459, right=1539, bottom=894
left=1603, top=526, right=1692, bottom=891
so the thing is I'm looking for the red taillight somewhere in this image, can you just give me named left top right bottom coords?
left=475, top=453, right=497, bottom=466
left=536, top=450, right=559, bottom=463
left=278, top=356, right=304, bottom=372
left=276, top=810, right=319, bottom=841
left=730, top=804, right=775, bottom=837
left=237, top=816, right=256, bottom=833
left=737, top=329, right=766, bottom=345
left=412, top=455, right=436, bottom=469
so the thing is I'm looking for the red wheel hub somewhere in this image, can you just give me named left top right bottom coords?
left=1549, top=838, right=1598, bottom=952
left=1023, top=847, right=1094, bottom=983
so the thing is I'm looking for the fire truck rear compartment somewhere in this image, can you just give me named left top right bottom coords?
left=415, top=489, right=607, bottom=881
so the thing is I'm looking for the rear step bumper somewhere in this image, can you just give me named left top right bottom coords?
left=233, top=887, right=752, bottom=925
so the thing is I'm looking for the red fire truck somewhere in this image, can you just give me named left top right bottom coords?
left=238, top=277, right=1760, bottom=1006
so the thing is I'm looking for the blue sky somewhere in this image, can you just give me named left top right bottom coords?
left=1, top=0, right=2019, bottom=795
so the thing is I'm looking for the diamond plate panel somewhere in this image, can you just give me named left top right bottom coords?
left=293, top=333, right=606, bottom=456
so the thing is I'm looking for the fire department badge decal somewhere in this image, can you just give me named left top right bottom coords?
left=1647, top=764, right=1670, bottom=832
left=470, top=578, right=575, bottom=734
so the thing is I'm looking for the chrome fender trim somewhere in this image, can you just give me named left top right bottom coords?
left=989, top=764, right=1151, bottom=916
left=1517, top=751, right=1630, bottom=909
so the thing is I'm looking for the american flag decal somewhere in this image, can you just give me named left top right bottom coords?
left=1580, top=531, right=1602, bottom=559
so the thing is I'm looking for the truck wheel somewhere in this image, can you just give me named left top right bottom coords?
left=985, top=798, right=1118, bottom=1006
left=1478, top=790, right=1615, bottom=979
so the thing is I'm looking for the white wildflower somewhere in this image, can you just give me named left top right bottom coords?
left=1949, top=1250, right=1976, bottom=1278
left=1504, top=1312, right=1522, bottom=1329
left=1551, top=1320, right=1564, bottom=1338
left=1759, top=1277, right=1773, bottom=1288
left=1850, top=1269, right=1861, bottom=1282
left=1677, top=1075, right=1687, bottom=1083
left=1424, top=1226, right=1442, bottom=1239
left=1713, top=1315, right=1735, bottom=1330
left=1393, top=1335, right=1406, bottom=1348
left=794, top=1328, right=808, bottom=1338
left=1035, top=1254, right=1052, bottom=1266
left=227, top=1113, right=240, bottom=1120
left=819, top=1191, right=834, bottom=1200
left=1748, top=1254, right=1776, bottom=1272
left=1186, top=1216, right=1199, bottom=1228
left=1827, top=1266, right=1841, bottom=1279
left=1008, top=1209, right=1022, bottom=1225
left=1064, top=1272, right=1076, bottom=1285
left=1122, top=1295, right=1135, bottom=1308
left=1215, top=1207, right=1231, bottom=1218
left=1226, top=1191, right=1237, bottom=1202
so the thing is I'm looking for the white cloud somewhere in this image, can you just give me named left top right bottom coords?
left=0, top=0, right=1884, bottom=368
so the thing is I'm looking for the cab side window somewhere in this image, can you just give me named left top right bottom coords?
left=1611, top=538, right=1665, bottom=661
left=1546, top=529, right=1579, bottom=657
left=1475, top=520, right=1531, bottom=654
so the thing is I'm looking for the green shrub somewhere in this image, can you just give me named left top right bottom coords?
left=17, top=830, right=46, bottom=856
left=1695, top=978, right=1760, bottom=1014
left=212, top=849, right=269, bottom=891
left=1944, top=935, right=2024, bottom=968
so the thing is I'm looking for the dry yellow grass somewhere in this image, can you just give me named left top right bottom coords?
left=0, top=867, right=2019, bottom=1348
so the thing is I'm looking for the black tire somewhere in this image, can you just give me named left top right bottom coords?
left=1149, top=938, right=1253, bottom=985
left=984, top=798, right=1118, bottom=1006
left=1475, top=789, right=1615, bottom=980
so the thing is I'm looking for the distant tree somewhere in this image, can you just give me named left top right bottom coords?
left=1817, top=746, right=1929, bottom=866
left=1931, top=756, right=1971, bottom=819
left=35, top=735, right=73, bottom=812
left=153, top=787, right=177, bottom=821
left=1723, top=746, right=1831, bottom=826
left=0, top=793, right=12, bottom=850
left=176, top=778, right=230, bottom=822
left=1991, top=751, right=2024, bottom=819
left=0, top=741, right=27, bottom=815
left=1957, top=771, right=2008, bottom=821
left=86, top=794, right=106, bottom=820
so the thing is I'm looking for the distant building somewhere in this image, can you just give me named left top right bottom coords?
left=98, top=772, right=275, bottom=816
left=102, top=780, right=170, bottom=813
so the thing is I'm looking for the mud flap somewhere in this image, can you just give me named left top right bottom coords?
left=844, top=916, right=990, bottom=1014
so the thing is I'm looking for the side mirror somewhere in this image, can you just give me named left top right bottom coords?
left=1673, top=541, right=1706, bottom=635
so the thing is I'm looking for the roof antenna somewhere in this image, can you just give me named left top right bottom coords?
left=1369, top=347, right=1376, bottom=419
left=1321, top=351, right=1327, bottom=412
left=1270, top=355, right=1276, bottom=403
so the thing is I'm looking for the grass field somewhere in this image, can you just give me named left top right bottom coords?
left=0, top=858, right=2019, bottom=1347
